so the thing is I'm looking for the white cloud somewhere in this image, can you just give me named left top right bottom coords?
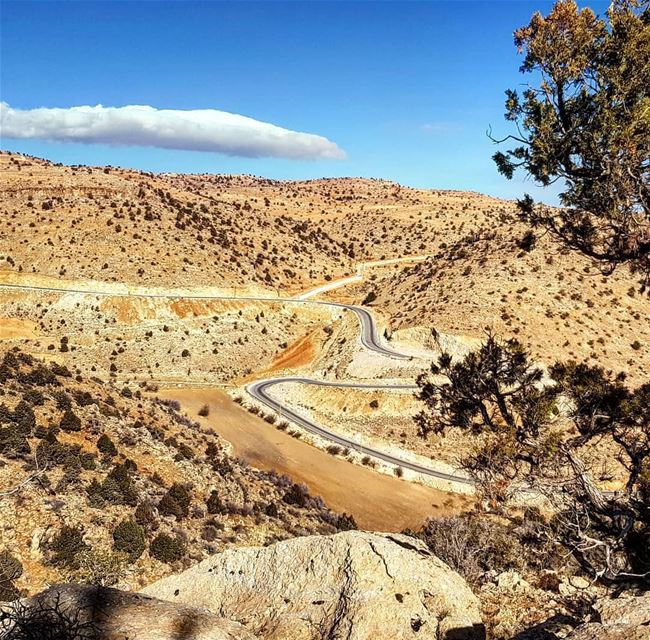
left=0, top=102, right=346, bottom=160
left=420, top=122, right=462, bottom=134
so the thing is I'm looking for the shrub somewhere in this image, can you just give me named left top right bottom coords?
left=362, top=291, right=377, bottom=305
left=96, top=434, right=117, bottom=458
left=158, top=483, right=191, bottom=520
left=0, top=427, right=30, bottom=459
left=134, top=501, right=158, bottom=530
left=63, top=549, right=127, bottom=587
left=112, top=520, right=145, bottom=563
left=206, top=490, right=229, bottom=515
left=282, top=483, right=311, bottom=508
left=22, top=389, right=45, bottom=406
left=335, top=513, right=357, bottom=531
left=60, top=409, right=81, bottom=432
left=86, top=464, right=138, bottom=507
left=198, top=404, right=210, bottom=417
left=418, top=514, right=531, bottom=585
left=48, top=525, right=89, bottom=569
left=73, top=391, right=96, bottom=407
left=53, top=391, right=72, bottom=411
left=150, top=533, right=185, bottom=563
left=13, top=400, right=36, bottom=433
left=201, top=525, right=220, bottom=542
left=0, top=551, right=23, bottom=601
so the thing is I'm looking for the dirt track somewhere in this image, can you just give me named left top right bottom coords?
left=159, top=388, right=471, bottom=531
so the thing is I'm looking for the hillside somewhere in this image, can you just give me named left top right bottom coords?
left=324, top=225, right=650, bottom=386
left=0, top=151, right=510, bottom=292
left=0, top=347, right=354, bottom=598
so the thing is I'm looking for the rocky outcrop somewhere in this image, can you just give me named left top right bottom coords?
left=0, top=584, right=254, bottom=639
left=566, top=591, right=650, bottom=640
left=143, top=530, right=485, bottom=640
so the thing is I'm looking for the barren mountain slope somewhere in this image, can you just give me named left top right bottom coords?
left=0, top=348, right=354, bottom=597
left=330, top=229, right=650, bottom=385
left=0, top=152, right=513, bottom=291
left=0, top=287, right=335, bottom=384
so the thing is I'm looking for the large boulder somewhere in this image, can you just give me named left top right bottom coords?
left=143, top=530, right=484, bottom=640
left=566, top=590, right=650, bottom=640
left=0, top=584, right=254, bottom=640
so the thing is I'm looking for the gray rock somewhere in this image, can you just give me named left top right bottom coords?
left=144, top=530, right=485, bottom=640
left=567, top=591, right=650, bottom=640
left=0, top=584, right=254, bottom=640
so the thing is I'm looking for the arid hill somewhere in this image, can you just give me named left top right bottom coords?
left=0, top=347, right=354, bottom=597
left=0, top=151, right=510, bottom=292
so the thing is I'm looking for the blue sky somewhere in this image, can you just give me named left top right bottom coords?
left=1, top=0, right=609, bottom=201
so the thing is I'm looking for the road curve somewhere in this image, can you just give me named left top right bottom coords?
left=247, top=377, right=472, bottom=485
left=1, top=279, right=469, bottom=482
left=0, top=282, right=408, bottom=360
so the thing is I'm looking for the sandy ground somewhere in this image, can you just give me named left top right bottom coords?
left=159, top=387, right=472, bottom=531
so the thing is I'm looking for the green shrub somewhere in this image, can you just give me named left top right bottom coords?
left=48, top=525, right=89, bottom=569
left=158, top=483, right=191, bottom=520
left=35, top=438, right=78, bottom=469
left=0, top=550, right=23, bottom=601
left=134, top=501, right=158, bottom=530
left=53, top=391, right=72, bottom=410
left=150, top=533, right=185, bottom=563
left=22, top=389, right=45, bottom=406
left=96, top=434, right=117, bottom=457
left=0, top=428, right=30, bottom=459
left=59, top=409, right=81, bottom=432
left=12, top=400, right=36, bottom=433
left=112, top=519, right=145, bottom=563
left=86, top=464, right=138, bottom=507
left=0, top=551, right=23, bottom=582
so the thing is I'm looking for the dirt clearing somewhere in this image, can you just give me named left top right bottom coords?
left=158, top=387, right=471, bottom=531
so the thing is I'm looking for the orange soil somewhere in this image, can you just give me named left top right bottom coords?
left=269, top=333, right=317, bottom=371
left=158, top=387, right=472, bottom=531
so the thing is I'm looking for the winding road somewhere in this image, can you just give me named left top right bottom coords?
left=247, top=377, right=472, bottom=485
left=0, top=273, right=471, bottom=488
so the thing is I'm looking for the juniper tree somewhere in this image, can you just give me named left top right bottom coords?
left=492, top=0, right=650, bottom=284
left=417, top=333, right=650, bottom=583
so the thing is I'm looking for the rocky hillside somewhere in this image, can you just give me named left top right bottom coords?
left=2, top=531, right=485, bottom=640
left=4, top=532, right=649, bottom=639
left=0, top=347, right=354, bottom=597
left=0, top=151, right=511, bottom=292
left=329, top=226, right=650, bottom=385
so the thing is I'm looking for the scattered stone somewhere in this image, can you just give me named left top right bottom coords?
left=496, top=570, right=529, bottom=590
left=566, top=590, right=650, bottom=640
left=569, top=576, right=590, bottom=590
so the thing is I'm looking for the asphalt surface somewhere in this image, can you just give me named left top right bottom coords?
left=247, top=377, right=472, bottom=485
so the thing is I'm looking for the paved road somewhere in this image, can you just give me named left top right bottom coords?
left=1, top=279, right=472, bottom=484
left=247, top=377, right=472, bottom=485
